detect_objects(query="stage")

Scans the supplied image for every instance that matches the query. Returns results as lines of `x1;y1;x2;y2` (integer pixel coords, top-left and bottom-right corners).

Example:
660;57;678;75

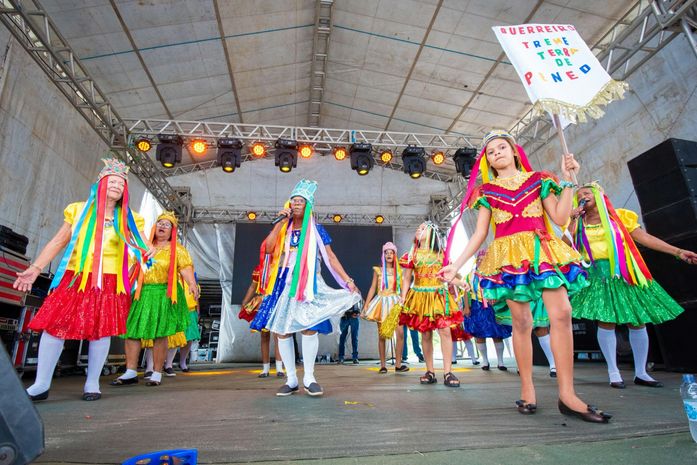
26;359;695;464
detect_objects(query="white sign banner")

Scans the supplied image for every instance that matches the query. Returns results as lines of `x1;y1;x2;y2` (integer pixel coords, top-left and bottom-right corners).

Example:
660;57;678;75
493;24;627;123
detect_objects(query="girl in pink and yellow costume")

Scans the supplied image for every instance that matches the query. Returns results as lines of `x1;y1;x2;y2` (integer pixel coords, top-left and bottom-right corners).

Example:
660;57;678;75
440;130;610;423
14;159;150;401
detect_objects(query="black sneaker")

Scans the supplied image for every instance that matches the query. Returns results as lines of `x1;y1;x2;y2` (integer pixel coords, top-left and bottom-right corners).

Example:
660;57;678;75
352;359;359;364
144;371;153;379
164;367;176;377
276;384;299;396
304;382;324;396
417;356;425;363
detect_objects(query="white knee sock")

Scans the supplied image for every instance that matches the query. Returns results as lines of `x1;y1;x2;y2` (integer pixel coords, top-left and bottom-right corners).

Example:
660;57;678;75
84;336;110;393
477;341;489;366
145;348;154;373
597;327;622;382
302;333;319;386
165;348;177;369
27;332;64;395
494;341;505;366
629;327;654;381
261;363;270;374
537;334;556;370
275;360;284;373
464;339;477;362
277;337;297;387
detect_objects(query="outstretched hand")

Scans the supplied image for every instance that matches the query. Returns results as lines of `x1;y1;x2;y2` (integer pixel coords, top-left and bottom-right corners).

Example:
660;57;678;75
13;266;40;293
437;264;457;283
677;249;697;265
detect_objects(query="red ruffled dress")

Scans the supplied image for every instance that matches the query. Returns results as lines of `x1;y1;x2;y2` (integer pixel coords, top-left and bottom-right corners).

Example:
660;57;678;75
238;268;263;324
29;202;145;340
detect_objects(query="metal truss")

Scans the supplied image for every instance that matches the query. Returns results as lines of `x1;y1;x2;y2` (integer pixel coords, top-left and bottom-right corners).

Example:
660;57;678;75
0;0;186;215
192;207;426;227
308;0;334;127
510;0;696;155
433;0;697;225
125;118;478;182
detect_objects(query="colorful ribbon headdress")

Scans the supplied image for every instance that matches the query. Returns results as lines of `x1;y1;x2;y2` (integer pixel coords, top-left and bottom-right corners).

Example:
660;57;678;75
573;182;652;286
49;158;149;295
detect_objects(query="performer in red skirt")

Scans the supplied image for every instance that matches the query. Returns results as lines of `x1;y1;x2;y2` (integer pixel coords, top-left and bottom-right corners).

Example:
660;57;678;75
13;158;151;401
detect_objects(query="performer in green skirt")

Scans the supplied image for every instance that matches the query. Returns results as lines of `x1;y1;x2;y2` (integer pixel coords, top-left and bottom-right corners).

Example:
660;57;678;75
569;182;697;388
112;211;198;386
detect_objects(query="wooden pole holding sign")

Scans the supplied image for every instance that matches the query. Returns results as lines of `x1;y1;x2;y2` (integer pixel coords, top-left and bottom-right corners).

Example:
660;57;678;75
552;113;578;185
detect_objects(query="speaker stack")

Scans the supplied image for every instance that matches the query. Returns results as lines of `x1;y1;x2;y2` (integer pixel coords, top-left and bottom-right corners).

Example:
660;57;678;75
628;138;697;372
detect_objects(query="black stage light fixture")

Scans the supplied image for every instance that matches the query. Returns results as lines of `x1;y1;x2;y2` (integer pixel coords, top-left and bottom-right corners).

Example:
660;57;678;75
156;134;183;168
402;145;426;179
217;138;243;173
453;147;479;178
350;142;374;175
275;138;298;173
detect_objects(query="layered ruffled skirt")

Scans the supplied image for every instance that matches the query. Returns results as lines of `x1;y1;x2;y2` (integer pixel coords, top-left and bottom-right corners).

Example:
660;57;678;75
124;283;189;340
399;285;464;333
463;299;512;339
478;231;588;304
362;293;400;323
29;271;131;340
250;267;361;335
571;259;684;325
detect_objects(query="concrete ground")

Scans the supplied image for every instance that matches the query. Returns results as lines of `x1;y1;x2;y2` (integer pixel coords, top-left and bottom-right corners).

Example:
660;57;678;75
26;359;696;464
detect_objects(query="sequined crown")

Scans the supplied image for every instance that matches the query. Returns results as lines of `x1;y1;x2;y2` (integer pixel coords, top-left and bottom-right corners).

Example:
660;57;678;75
98;158;130;180
289;179;318;206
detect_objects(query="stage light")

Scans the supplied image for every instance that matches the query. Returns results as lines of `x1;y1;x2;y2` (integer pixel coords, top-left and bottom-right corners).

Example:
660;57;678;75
375;215;384;224
333;147;347;161
350;143;374;176
332;214;342;223
191;139;207;155
402;145;426;179
251;142;266;158
156;134;183;168
453;147;479;178
431;151;445;165
275;139;298;173
247;211;257;221
217;138;243;173
379;149;393;164
135;138;152;152
299;144;313;159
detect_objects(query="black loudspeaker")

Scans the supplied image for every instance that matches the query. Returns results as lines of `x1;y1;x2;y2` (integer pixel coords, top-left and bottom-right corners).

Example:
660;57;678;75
627;138;697;241
628;138;697;371
0;344;44;464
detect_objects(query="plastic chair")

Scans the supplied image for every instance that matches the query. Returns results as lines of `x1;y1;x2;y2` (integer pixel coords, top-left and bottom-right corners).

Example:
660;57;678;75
122;449;198;465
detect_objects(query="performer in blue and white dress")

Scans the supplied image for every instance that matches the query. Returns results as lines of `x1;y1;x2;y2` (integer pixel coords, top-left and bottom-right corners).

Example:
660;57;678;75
250;179;361;397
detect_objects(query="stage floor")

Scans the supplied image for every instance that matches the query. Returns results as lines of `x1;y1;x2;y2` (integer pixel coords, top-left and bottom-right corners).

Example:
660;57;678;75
26;359;695;464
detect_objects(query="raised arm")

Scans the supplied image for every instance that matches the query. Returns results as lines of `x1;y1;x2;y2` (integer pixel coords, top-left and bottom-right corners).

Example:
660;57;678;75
542;154;579;226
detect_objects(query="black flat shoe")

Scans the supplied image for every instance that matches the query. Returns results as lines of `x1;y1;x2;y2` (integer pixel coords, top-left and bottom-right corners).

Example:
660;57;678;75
634;377;663;388
497;365;508;371
378;367;388;374
558;399;611;423
110;377;138;386
258;372;270;378
610;381;626;389
550;369;557;378
395;365;410;372
481;364;490;371
181;368;190;373
515;399;537;414
28;390;49;402
82;392;101;401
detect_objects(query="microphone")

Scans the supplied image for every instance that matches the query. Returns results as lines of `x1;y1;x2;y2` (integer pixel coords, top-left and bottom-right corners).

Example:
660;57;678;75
271;214;288;225
578;198;588;208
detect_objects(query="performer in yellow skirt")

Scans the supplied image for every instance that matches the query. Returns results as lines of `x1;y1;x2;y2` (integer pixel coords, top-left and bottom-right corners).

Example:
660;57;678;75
361;242;406;373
